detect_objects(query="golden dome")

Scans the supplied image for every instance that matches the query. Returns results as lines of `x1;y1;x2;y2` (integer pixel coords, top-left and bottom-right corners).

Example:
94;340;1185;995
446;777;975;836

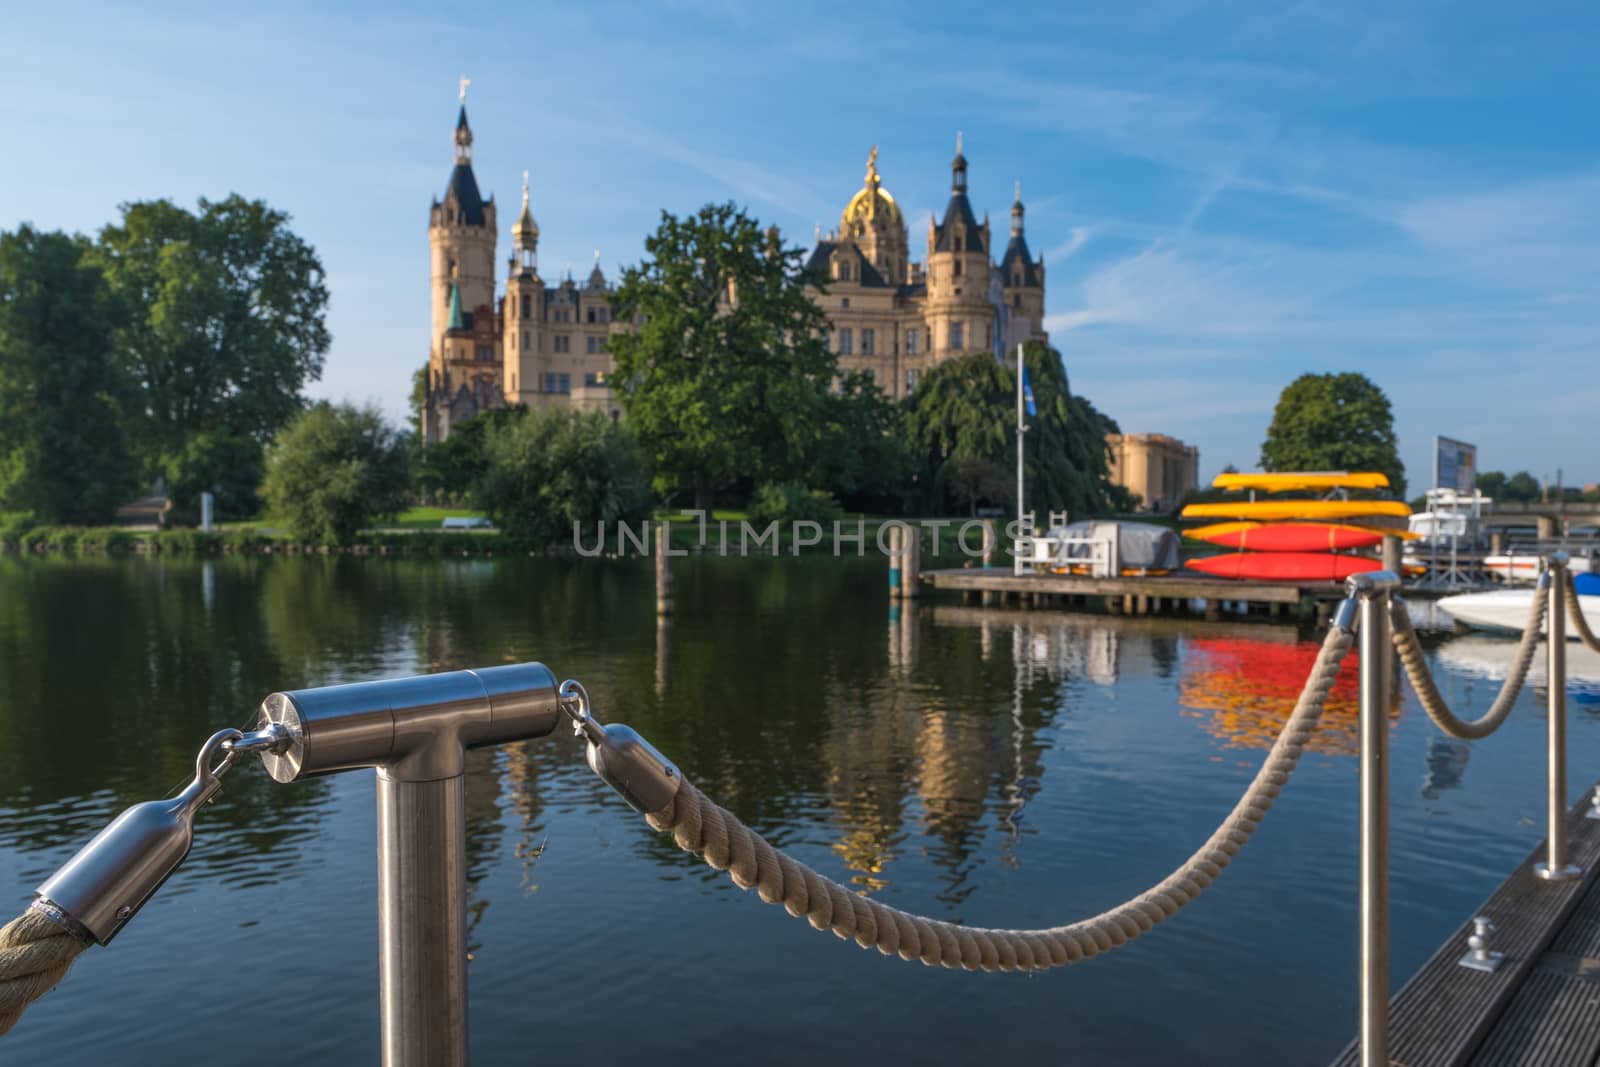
841;145;902;233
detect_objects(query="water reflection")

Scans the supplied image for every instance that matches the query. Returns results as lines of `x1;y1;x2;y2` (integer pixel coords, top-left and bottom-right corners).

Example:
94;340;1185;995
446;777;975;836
8;554;1600;1066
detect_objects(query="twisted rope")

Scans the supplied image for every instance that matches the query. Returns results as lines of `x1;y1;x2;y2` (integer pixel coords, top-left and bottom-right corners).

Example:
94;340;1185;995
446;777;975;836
0;909;87;1036
641;623;1354;972
1569;572;1600;653
1390;592;1544;740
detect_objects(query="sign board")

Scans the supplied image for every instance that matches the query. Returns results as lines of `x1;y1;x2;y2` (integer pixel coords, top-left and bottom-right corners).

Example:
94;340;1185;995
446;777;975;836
1434;436;1477;494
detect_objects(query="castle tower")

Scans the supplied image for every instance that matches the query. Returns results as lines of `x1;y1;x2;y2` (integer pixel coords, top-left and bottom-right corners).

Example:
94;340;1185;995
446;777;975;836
924;132;995;359
999;181;1046;353
839;146;909;285
425;79;500;442
428;85;497;349
504;170;544;404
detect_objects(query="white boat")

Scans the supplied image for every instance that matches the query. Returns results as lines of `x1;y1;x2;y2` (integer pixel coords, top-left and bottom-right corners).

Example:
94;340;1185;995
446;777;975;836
1482;554;1595;581
1438;576;1600;635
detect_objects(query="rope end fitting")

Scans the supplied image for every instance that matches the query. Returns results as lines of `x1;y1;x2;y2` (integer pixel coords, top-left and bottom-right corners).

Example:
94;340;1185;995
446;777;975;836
1541;552;1568;587
1335;570;1400;632
559;680;681;815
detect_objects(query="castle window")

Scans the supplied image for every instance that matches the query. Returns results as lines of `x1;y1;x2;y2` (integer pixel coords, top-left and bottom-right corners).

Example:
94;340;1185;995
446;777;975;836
586;335;598;354
954;236;963;253
587;308;596;324
949;322;964;350
906;328;919;355
954;261;962;277
861;328;875;355
984;323;993;348
838;327;853;355
521;294;531;318
542;373;571;394
554;335;570;353
523;330;530;350
905;368;919;393
1014;272;1022;287
598;308;608;324
476;345;493;362
1013;294;1021;309
841;297;850;309
584;372;605;387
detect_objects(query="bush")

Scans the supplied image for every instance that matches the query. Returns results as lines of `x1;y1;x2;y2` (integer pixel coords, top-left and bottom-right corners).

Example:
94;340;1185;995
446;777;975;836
474;408;653;547
0;511;36;543
77;527;135;554
747;482;842;526
260;402;410;545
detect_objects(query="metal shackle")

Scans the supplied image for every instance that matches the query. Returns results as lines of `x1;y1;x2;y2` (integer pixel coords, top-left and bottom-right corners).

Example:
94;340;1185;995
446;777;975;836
560;680;681;814
34;730;237;945
252;663;563;783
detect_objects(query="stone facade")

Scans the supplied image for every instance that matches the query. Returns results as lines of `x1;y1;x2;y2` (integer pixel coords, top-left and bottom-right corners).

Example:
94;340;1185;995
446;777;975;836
422;101;1047;442
1106;433;1200;513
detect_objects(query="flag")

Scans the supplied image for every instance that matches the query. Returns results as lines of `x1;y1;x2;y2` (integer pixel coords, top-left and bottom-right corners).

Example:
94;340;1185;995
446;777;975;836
1021;361;1037;418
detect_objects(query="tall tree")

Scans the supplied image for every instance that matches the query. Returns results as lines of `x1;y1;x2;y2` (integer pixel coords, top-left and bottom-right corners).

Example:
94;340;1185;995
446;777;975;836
0;226;141;523
904;343;1120;517
1260;372;1406;496
260;402;409;544
473;407;653;546
93;195;330;517
608;203;836;506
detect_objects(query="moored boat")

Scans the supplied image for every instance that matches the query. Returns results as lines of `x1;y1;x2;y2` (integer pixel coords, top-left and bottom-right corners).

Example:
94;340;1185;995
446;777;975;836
1437;574;1600;635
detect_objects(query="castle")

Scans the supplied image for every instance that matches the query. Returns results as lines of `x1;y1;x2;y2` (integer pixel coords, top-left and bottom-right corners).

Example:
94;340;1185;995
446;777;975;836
422;91;1047;443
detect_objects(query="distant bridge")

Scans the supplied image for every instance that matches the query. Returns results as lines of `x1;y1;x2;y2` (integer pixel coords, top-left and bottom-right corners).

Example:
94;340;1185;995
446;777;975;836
1476;501;1600;539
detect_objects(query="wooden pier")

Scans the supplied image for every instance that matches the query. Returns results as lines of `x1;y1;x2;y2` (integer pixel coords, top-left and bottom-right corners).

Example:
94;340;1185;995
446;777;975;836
920;567;1345;620
1330;782;1600;1066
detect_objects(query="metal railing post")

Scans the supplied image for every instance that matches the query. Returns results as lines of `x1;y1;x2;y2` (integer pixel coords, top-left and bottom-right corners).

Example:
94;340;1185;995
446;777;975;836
1352;571;1399;1067
248;664;563;1067
1537;554;1581;881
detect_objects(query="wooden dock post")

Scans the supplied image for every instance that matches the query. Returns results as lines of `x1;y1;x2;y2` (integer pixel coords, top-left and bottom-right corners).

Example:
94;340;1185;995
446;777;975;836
902;526;921;599
982;520;999;605
654;522;673;616
888;525;904;599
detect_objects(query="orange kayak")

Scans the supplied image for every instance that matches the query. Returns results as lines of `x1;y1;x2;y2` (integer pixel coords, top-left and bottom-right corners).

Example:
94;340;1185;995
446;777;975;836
1187;522;1384;552
1185;552;1383;582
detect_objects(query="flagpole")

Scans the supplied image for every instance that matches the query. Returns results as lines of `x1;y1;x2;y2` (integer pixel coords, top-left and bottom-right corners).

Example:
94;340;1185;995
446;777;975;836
1015;343;1026;575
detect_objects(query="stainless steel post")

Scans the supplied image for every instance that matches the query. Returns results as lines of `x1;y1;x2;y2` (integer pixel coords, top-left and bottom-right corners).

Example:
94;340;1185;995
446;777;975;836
1537;555;1580;881
251;664;562;1067
1353;571;1398;1067
379;773;468;1066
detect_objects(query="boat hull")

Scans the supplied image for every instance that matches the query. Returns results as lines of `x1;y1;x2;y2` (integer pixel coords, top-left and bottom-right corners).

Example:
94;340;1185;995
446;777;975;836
1438;588;1600;635
1185;552;1382;582
1483;555;1596;580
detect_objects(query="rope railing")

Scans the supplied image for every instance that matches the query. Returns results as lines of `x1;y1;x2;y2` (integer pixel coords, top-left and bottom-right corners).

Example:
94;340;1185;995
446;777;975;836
0;911;87;1037
1390;586;1546;739
568;620;1354;972
1568;572;1600;653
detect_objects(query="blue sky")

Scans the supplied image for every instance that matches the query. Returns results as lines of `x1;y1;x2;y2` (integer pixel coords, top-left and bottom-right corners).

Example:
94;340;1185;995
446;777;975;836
4;2;1597;489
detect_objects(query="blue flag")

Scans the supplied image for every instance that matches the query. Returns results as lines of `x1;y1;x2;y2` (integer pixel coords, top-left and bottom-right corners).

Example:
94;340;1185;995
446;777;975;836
1021;362;1037;417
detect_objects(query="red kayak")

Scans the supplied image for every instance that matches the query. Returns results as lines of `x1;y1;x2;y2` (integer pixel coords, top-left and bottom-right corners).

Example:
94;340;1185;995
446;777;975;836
1195;523;1383;552
1185;552;1381;582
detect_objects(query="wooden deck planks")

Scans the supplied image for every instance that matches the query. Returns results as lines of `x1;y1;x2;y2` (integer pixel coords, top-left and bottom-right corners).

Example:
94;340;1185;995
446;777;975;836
1329;784;1600;1067
920;568;1316;604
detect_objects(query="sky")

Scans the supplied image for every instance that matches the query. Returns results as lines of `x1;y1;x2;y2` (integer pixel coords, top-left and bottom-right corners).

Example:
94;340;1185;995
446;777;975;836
3;2;1597;489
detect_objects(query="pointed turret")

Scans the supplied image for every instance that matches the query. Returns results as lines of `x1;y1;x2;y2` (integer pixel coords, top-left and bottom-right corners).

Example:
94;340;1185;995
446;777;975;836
511;170;539;275
933;132;985;255
586;249;606;290
999;181;1039;288
447;278;464;331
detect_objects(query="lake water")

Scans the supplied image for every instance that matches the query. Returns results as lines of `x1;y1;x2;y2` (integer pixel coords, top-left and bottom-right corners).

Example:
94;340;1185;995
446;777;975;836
3;555;1598;1065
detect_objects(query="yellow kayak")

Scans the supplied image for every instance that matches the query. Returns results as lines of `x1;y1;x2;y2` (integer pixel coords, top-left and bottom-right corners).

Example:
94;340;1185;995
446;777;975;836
1183;521;1421;543
1212;471;1390;492
1180;499;1412;522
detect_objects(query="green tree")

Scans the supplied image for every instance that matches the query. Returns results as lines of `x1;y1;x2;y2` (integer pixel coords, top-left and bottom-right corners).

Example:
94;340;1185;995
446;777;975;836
904;343;1121;517
608;203;835;506
810;370;914;509
93;195;330;518
1504;470;1541;502
1475;470;1507;500
260;402;410;544
946;457;1011;516
473;408;652;545
0;226;141;523
1260;372;1406;497
414;406;523;505
409;364;428;441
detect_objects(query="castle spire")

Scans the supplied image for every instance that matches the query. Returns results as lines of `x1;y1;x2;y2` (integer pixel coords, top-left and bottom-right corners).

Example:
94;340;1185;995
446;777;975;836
454;76;473;163
1011;181;1025;237
951;130;967;192
512;168;539;272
